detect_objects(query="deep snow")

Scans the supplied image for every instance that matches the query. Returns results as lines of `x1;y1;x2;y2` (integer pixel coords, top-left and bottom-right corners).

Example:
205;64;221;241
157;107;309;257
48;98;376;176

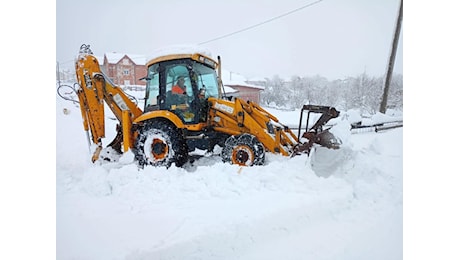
56;88;402;260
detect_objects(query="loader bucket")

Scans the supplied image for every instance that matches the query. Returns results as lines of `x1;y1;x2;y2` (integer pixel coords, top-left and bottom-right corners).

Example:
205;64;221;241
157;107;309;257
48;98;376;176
292;105;341;156
292;129;341;155
313;129;342;149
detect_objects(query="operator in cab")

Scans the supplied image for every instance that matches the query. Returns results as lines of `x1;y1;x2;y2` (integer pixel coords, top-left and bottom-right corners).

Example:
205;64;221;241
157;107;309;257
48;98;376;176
172;76;187;95
168;76;192;121
170;75;189;107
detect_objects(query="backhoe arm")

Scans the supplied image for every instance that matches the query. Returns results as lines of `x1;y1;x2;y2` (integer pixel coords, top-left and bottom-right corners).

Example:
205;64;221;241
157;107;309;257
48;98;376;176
74;44;143;161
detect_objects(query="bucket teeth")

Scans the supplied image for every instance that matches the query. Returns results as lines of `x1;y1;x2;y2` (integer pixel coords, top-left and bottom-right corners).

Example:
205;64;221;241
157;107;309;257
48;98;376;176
292;130;341;156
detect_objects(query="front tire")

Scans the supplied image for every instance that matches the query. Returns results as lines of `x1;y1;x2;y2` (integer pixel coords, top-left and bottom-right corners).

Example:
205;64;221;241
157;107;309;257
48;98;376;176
221;134;265;166
134;121;188;168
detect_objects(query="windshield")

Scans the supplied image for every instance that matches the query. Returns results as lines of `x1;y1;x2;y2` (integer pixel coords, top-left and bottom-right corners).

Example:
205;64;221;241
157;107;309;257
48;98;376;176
192;62;219;99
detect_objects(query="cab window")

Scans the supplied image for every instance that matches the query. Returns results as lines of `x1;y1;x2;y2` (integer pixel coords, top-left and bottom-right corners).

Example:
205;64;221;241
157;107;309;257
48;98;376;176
166;65;193;97
145;64;160;110
192;62;219;99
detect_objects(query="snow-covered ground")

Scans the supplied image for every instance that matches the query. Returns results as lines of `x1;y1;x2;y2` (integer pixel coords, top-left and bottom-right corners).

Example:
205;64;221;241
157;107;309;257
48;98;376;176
56;92;402;260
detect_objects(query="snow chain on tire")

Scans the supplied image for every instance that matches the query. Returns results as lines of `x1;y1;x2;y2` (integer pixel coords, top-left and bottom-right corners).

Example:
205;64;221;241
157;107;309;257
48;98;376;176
221;133;265;166
134;120;188;168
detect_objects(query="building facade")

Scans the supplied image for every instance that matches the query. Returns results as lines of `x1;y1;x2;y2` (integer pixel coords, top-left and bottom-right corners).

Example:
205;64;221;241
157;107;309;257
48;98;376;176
101;53;147;86
223;84;265;104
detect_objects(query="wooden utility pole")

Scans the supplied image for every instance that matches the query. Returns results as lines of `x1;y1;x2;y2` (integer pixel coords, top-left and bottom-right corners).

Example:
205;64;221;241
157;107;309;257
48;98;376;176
379;0;403;114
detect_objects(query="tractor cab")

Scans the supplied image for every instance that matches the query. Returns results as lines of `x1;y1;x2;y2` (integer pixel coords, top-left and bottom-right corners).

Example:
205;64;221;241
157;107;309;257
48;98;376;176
144;53;220;124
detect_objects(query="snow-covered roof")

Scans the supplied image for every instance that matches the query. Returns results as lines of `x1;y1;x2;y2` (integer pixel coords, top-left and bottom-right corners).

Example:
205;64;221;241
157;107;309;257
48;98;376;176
220;69;246;83
104;52;146;65
224;83;265;90
221;69;265;90
147;44;213;62
222;85;238;94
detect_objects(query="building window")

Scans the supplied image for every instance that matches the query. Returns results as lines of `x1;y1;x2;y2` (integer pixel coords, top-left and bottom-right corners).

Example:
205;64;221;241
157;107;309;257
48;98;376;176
123;69;130;75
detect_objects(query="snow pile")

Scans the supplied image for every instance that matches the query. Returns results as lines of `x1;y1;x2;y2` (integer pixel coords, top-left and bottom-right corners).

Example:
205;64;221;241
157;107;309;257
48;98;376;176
56;94;402;260
147;44;214;62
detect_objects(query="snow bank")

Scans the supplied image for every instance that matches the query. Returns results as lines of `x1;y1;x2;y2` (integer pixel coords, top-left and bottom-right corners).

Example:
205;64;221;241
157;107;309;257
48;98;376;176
56;95;402;260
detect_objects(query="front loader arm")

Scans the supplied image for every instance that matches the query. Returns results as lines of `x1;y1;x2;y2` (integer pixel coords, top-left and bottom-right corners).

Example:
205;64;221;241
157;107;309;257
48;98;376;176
209;97;299;156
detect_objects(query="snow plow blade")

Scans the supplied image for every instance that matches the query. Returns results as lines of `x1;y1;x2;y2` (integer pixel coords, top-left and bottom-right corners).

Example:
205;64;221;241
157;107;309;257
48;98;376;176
292;105;341;156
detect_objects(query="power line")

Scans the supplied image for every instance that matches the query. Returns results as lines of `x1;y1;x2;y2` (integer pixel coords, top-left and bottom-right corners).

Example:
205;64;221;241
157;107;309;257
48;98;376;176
198;0;324;45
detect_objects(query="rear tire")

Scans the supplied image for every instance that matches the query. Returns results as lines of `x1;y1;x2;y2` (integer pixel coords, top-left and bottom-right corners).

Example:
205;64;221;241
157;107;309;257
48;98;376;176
221;133;265;166
134;121;188;168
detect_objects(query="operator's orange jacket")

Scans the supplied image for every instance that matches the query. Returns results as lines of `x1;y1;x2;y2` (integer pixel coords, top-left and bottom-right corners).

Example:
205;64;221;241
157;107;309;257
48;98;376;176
172;85;186;94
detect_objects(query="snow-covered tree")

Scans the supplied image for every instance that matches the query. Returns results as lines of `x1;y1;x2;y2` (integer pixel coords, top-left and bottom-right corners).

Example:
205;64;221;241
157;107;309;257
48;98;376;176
260;73;403;114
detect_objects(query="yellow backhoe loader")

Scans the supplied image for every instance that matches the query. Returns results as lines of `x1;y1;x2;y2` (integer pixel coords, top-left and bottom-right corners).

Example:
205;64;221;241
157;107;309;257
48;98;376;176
69;44;341;168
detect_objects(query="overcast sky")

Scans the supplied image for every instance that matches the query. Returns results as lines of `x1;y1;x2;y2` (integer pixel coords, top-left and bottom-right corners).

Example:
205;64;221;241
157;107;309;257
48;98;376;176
56;0;403;80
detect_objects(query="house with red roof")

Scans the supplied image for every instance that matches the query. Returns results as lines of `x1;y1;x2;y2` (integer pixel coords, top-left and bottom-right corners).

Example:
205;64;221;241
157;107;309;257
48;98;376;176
101;53;147;86
221;70;265;104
